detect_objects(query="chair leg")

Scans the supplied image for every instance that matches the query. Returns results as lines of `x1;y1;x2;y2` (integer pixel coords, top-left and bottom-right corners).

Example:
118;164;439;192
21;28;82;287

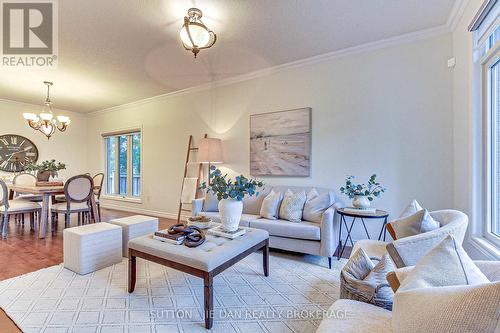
3;214;9;239
328;257;332;269
21;213;25;227
0;214;3;237
30;213;34;231
77;212;81;226
97;202;101;222
65;213;70;229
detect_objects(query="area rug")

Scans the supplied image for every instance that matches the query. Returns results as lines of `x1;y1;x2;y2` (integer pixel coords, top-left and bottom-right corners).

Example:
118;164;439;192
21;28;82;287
0;252;345;333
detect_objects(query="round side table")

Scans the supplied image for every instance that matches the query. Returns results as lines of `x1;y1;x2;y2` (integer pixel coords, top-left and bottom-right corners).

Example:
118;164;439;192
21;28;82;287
335;208;389;260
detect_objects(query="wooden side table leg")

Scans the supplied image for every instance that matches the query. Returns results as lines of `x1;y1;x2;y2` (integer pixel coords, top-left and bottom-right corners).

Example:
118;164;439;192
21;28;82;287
263;239;269;277
128;253;136;293
203;273;214;329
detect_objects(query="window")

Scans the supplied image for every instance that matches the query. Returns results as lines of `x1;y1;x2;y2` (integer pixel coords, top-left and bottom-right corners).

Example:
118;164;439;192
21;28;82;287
103;130;141;199
477;5;500;246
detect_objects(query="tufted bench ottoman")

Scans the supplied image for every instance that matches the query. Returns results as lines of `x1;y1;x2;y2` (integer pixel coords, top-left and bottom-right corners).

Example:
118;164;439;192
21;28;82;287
128;227;269;329
63;223;122;275
108;215;159;257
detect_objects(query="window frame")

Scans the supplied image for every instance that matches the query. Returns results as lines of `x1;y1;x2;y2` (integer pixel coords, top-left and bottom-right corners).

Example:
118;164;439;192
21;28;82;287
102;127;143;203
482;42;500;247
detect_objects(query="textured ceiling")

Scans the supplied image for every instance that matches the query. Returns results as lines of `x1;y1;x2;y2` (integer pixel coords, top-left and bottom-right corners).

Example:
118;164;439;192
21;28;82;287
0;0;457;113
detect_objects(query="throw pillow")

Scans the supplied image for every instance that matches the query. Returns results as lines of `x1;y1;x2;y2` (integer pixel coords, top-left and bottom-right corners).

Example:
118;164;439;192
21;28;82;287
259;190;283;220
399;199;423;218
203;192;219;212
303;189;333;223
390;209;439;239
342;248;375;280
392;282;500;333
399;235;489;291
363;253;396;302
279;190;307;223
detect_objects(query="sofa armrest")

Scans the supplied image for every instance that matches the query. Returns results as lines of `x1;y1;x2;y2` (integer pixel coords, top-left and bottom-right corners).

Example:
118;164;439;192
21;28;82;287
191;198;205;216
319;204;341;257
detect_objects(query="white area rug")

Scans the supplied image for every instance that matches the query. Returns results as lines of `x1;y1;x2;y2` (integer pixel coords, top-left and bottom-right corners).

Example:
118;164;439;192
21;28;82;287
0;252;345;333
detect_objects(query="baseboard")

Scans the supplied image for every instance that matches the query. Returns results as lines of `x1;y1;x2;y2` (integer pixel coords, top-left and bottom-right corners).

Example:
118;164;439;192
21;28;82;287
100;203;189;221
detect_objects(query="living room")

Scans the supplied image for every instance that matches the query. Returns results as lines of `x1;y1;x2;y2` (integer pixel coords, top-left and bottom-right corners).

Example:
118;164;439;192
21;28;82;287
0;0;499;332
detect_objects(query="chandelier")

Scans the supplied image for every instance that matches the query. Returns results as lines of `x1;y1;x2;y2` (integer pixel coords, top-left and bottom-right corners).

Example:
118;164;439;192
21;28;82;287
180;8;216;58
22;81;70;140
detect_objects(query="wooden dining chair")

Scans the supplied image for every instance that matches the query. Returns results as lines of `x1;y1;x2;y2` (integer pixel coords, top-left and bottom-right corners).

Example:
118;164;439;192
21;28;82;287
12;173;42;202
51;174;93;230
92;173;104;221
0;179;42;239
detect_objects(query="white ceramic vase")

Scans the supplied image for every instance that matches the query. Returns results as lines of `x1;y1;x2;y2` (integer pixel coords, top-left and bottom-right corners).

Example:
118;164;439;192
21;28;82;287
352;195;371;209
218;198;243;232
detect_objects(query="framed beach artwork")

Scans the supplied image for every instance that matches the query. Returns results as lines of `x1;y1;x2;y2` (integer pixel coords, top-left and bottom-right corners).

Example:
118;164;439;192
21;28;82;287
250;107;311;176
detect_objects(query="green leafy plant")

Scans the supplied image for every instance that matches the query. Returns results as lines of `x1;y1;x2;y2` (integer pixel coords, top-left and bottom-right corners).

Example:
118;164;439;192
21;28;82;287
340;174;386;201
200;166;264;201
25;159;66;175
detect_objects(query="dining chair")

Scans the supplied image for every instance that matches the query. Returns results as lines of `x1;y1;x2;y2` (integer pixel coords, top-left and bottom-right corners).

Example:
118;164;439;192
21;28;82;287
0;179;42;239
92;173;104;221
12;173;42;202
51;174;93;230
54;172;92;203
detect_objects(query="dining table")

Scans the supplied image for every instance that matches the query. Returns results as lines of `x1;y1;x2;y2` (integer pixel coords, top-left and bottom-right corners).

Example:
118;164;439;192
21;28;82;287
8;184;100;239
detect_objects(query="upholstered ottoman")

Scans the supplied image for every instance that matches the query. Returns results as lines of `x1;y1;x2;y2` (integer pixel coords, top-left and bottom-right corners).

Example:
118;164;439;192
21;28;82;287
128;228;270;329
63;223;122;275
109;215;159;257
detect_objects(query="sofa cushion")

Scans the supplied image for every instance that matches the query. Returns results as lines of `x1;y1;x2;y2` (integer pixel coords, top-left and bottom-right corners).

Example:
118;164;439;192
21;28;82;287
279;189;307;222
202;192;219;212
303;189;333;223
390;209;439;239
393;282;500;333
316;299;392;333
199;212;259;228
399;199;423;218
399;235;489;291
249;218;320;240
242;186;271;215
259;190;283;220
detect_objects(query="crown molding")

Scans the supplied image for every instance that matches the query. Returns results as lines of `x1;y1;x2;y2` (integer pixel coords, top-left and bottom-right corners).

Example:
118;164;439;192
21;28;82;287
0;98;80;116
447;0;471;31
89;23;450;117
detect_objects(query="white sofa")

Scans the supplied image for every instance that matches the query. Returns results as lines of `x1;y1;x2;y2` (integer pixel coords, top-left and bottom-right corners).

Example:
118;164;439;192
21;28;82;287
316;260;500;333
192;185;342;268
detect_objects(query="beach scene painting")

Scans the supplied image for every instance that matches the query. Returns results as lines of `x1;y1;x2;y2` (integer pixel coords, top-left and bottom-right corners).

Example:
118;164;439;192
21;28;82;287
250;108;311;176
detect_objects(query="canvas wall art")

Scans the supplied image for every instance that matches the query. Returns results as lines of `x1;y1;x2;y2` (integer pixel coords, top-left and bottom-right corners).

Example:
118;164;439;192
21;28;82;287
250;108;311;176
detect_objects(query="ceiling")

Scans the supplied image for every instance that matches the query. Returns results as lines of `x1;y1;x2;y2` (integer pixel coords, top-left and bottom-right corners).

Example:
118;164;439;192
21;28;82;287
0;0;458;113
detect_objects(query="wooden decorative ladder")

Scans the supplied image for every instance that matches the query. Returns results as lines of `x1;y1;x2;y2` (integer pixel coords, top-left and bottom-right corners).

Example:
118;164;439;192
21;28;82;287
177;134;207;222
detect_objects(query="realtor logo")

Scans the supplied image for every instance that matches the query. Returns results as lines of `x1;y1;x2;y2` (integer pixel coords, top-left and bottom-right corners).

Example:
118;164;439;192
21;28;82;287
1;0;58;67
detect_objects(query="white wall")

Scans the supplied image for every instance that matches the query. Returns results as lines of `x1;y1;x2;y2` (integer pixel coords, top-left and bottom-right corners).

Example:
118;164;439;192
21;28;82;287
87;34;454;240
0;100;88;180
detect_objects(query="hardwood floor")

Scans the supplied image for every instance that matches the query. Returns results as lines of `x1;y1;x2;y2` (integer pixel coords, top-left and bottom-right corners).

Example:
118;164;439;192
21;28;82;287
0;209;178;333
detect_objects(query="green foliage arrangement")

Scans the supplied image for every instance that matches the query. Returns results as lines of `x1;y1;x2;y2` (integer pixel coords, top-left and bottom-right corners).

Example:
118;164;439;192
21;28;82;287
340;174;386;201
25;159;66;173
200;166;264;201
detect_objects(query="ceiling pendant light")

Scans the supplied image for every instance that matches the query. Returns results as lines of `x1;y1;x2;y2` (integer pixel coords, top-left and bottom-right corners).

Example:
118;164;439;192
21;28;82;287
180;8;216;58
22;81;70;140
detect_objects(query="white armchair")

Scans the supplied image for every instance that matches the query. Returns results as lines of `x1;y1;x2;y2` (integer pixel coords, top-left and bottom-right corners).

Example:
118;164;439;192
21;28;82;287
352;210;468;267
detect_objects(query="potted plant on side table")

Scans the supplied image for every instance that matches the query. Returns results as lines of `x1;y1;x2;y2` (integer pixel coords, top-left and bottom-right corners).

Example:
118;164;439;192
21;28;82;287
340;174;386;209
26;159;66;182
200;166;264;232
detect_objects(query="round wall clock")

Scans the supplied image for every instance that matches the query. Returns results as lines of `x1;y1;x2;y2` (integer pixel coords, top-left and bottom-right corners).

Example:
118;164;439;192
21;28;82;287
0;135;39;173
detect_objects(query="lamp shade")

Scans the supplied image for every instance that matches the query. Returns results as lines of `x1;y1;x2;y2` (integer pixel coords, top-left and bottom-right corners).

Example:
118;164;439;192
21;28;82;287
198;138;223;163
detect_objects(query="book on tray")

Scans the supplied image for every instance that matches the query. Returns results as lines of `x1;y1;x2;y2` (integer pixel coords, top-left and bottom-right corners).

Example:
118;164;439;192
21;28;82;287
153;229;185;245
207;226;246;239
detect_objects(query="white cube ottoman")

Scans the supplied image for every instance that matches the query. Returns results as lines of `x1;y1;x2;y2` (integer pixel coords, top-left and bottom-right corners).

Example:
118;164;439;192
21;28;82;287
63;223;122;275
109;215;159;257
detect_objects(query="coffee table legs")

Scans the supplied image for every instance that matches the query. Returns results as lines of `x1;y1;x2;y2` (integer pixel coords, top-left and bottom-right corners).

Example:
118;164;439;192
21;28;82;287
203;273;214;329
263;239;269;277
128;254;136;293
